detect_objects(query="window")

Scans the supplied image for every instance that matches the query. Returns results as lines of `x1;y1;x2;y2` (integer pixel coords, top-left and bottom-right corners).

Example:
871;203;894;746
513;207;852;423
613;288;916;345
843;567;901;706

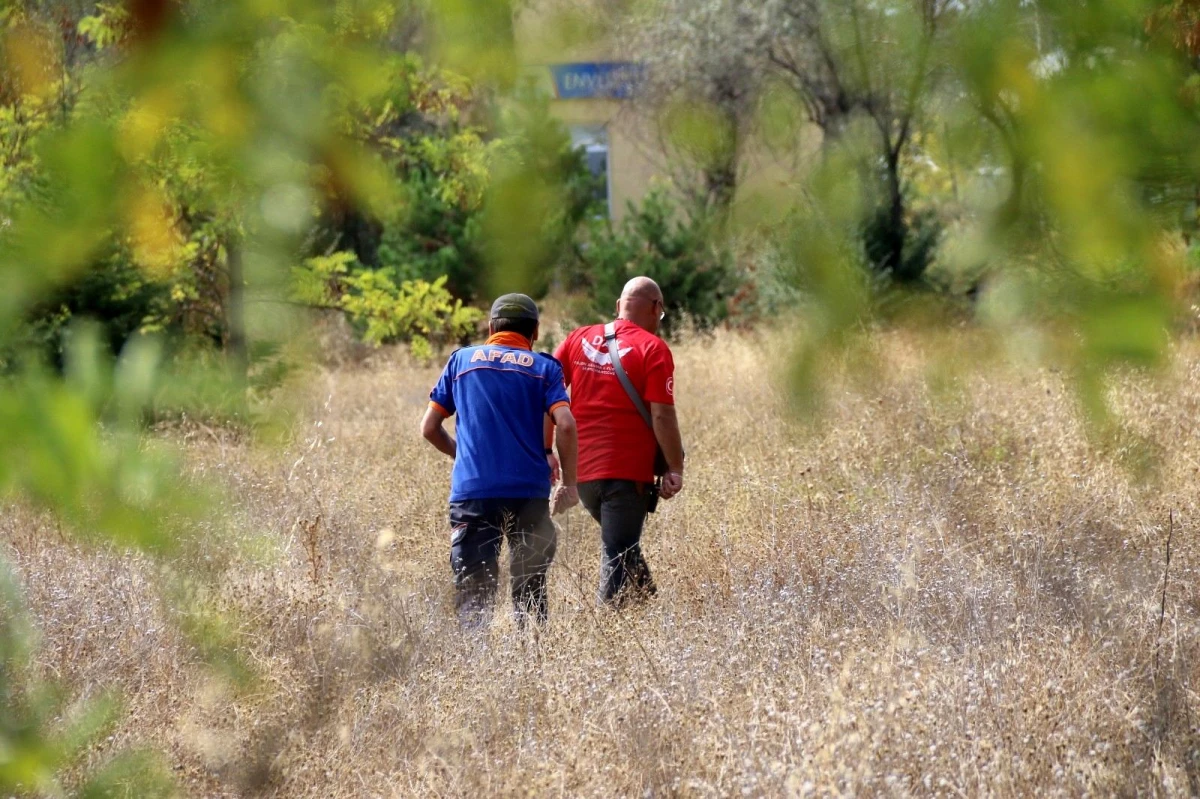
570;126;611;218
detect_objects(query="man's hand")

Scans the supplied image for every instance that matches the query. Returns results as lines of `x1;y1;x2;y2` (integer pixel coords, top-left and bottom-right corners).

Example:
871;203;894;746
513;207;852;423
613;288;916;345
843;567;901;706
547;452;561;484
551;484;579;516
659;471;683;500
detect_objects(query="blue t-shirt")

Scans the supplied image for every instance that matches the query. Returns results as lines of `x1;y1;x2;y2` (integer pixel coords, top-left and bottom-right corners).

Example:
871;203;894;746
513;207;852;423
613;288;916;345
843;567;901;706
429;342;570;502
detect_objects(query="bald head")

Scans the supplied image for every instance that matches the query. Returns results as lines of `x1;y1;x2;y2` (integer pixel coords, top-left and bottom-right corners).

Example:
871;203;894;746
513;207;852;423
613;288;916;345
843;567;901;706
620;276;663;303
616;276;664;333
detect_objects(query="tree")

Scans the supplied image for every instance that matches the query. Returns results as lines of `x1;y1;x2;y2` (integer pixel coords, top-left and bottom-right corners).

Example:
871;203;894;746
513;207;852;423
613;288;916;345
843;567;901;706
601;0;954;281
619;0;776;218
766;0;957;282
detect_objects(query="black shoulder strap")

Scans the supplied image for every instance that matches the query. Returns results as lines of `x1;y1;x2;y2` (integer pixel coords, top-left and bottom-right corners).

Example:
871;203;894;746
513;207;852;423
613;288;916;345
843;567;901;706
605;322;653;430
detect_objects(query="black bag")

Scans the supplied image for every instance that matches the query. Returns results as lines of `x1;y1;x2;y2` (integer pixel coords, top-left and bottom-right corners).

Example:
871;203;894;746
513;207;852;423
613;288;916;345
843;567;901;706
604;323;677;511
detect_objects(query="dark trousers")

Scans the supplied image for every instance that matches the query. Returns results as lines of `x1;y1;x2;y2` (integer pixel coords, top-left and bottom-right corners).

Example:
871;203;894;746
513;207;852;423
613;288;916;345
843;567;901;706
448;497;556;627
579;480;657;606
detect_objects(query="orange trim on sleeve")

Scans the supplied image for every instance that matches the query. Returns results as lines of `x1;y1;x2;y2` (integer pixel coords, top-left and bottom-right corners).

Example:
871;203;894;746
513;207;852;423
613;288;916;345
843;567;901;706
429;400;451;418
547;400;570;417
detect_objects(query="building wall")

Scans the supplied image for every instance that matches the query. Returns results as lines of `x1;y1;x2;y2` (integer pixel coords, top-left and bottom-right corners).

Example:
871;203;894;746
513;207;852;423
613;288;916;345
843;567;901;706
514;2;816;223
546;98;666;220
515;2;674;221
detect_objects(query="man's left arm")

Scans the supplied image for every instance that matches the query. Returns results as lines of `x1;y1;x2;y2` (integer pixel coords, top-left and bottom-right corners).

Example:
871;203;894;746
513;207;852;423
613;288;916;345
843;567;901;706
650;403;685;498
549;405;579;515
645;343;684;499
544;342;573;483
543;415;559;483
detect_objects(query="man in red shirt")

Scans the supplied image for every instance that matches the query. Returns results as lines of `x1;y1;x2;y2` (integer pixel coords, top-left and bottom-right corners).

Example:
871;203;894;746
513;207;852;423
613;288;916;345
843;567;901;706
549;276;686;605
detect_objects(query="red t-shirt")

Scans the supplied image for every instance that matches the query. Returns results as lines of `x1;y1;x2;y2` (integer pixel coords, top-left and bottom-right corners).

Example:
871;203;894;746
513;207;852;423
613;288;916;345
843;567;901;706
553;319;675;484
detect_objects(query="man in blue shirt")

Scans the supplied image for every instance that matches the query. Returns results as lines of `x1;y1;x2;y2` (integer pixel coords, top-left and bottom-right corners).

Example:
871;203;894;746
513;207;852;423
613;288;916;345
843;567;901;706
420;293;579;627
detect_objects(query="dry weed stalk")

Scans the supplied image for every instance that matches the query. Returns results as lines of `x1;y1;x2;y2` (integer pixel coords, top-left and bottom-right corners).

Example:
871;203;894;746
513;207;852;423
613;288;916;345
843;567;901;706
298;513;325;585
1155;509;1174;681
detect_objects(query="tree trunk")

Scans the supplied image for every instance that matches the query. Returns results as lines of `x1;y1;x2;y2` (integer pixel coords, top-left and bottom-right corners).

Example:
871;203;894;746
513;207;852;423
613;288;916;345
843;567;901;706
225;240;249;385
705;155;739;218
883;150;911;281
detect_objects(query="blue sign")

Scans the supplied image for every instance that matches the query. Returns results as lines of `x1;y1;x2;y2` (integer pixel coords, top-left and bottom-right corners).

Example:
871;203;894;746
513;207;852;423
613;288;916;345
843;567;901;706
550;62;642;100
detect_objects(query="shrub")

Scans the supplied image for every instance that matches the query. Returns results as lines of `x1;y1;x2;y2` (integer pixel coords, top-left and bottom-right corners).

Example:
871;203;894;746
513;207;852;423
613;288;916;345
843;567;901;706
3;250;173;371
575;188;737;337
293;252;484;357
861;201;944;285
373;143;491;301
313;63;598;306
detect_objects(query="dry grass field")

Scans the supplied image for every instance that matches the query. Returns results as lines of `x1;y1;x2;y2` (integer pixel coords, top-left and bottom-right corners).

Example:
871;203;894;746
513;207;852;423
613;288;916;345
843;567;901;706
5;326;1200;797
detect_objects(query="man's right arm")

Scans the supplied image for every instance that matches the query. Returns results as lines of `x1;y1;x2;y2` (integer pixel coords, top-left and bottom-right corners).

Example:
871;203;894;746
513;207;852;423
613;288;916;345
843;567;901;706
420;404;456;458
651;402;685;499
423;357;457;458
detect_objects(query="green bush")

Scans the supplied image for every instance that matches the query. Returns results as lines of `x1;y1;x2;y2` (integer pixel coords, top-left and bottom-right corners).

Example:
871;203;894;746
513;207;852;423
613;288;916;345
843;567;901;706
314;63;598;305
2;250;175;372
294;252;484;357
375;168;488;300
861;200;944;285
575;188;737;337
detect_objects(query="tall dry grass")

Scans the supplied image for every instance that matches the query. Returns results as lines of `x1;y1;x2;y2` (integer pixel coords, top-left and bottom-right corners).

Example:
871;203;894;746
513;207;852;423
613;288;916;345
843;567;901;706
5;327;1200;796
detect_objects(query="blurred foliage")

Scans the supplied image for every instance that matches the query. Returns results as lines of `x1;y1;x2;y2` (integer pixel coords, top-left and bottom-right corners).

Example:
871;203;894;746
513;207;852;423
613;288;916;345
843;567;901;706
627;0;1200;422
483;82;605;298
937;0;1200;418
861;195;944;286
0;325;238;794
1;565;174;797
314;70;599;307
3;0;1200;791
313;52;494;301
696;0;1200;423
0;0;451;792
1;328;210;552
293;251;483;354
1149;0;1200;58
2;248;167;369
626;0;955;285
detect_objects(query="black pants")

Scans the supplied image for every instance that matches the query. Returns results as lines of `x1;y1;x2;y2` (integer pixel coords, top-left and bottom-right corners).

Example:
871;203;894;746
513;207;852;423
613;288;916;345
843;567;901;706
449;497;556;627
579;480;657;606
